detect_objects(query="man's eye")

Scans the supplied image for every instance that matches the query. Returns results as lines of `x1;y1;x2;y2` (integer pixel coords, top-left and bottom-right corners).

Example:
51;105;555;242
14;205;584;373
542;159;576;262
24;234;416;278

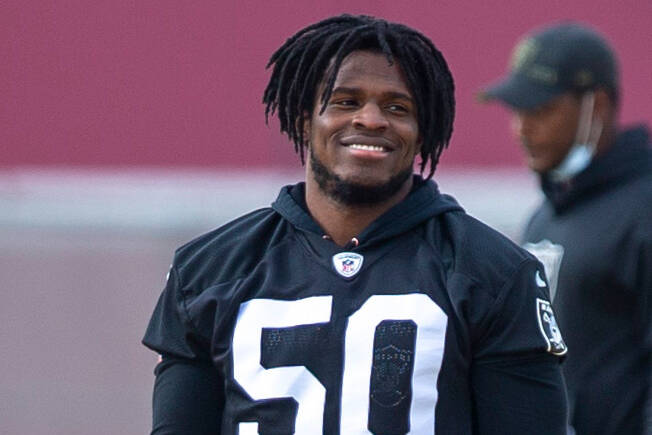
387;104;408;113
531;103;555;116
333;99;357;107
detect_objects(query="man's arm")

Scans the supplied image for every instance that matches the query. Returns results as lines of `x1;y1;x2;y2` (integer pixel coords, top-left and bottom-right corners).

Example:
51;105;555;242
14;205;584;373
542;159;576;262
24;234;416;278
151;355;224;435
143;264;224;434
471;354;568;434
471;259;569;434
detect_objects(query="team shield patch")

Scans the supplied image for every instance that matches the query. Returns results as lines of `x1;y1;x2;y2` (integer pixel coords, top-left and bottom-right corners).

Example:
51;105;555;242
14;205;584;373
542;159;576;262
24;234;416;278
371;344;413;407
523;239;564;301
536;298;567;356
332;252;364;278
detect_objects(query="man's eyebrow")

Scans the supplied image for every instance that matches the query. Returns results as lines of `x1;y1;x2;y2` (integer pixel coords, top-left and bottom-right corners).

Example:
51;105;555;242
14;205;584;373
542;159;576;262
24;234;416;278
330;86;361;95
384;91;415;103
331;87;415;102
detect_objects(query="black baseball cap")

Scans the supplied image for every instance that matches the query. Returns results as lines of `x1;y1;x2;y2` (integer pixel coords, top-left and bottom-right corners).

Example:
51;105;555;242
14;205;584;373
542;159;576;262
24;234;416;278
479;22;619;110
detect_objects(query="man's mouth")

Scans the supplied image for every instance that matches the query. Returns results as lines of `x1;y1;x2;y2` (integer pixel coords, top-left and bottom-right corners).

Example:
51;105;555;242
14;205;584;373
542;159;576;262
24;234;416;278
519;139;536;155
346;143;390;152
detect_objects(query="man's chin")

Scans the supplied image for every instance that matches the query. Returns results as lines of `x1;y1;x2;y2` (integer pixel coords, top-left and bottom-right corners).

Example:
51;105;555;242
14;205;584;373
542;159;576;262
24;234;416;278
336;174;390;189
317;171;412;206
309;147;413;206
529;161;553;175
524;155;546;174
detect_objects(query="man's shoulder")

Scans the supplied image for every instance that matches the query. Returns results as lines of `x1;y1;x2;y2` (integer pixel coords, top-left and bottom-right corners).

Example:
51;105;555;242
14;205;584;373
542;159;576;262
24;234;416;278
595;131;652;206
172;207;286;283
619;163;652;199
176;207;275;253
442;210;531;261
436;210;536;293
429;210;551;354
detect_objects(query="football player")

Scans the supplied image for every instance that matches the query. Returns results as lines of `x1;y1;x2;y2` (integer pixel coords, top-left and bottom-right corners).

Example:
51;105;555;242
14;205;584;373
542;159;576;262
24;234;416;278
144;14;568;434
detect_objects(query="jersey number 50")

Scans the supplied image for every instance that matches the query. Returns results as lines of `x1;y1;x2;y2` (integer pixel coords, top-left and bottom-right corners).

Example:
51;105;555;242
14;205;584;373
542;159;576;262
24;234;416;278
233;294;447;434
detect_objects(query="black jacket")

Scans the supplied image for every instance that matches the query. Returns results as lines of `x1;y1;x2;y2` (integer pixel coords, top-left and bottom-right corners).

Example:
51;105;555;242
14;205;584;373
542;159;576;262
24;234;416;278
524;125;652;435
144;176;567;434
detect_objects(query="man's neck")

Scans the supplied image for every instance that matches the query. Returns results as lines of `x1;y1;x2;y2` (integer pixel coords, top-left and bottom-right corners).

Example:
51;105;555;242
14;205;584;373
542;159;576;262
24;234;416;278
304;176;413;247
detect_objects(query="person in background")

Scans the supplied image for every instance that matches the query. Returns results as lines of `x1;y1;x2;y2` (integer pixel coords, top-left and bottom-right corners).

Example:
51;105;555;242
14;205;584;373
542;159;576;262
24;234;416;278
481;21;651;435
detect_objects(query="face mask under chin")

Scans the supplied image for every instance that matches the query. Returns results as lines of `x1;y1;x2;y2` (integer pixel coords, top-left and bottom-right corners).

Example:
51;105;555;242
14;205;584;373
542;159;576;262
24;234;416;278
549;91;603;182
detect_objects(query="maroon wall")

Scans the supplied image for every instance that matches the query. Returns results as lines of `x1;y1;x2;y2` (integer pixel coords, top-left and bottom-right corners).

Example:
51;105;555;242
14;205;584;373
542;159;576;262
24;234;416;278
2;0;650;168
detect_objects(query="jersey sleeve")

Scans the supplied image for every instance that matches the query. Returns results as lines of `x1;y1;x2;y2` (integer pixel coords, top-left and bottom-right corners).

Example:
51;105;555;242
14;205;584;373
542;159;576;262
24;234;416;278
143;264;224;434
151;355;224;435
471;258;568;434
142;264;212;361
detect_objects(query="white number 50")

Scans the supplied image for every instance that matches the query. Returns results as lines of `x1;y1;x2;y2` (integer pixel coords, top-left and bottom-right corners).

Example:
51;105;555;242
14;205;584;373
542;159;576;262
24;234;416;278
233;294;447;434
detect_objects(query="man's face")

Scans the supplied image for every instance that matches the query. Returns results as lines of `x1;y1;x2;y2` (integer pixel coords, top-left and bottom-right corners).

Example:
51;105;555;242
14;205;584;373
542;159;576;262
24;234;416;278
305;50;421;205
510;94;581;174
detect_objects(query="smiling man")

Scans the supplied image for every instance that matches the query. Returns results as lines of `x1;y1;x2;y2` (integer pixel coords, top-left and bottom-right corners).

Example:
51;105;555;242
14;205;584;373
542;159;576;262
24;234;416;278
143;15;568;434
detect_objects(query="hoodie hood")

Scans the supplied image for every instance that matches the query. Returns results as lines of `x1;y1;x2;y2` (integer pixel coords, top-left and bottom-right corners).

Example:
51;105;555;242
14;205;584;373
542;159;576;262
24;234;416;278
271;175;464;247
541;125;651;213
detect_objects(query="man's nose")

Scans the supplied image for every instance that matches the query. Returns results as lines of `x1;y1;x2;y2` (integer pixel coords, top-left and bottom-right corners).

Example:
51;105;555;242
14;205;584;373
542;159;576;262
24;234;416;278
353;103;389;130
510;113;530;138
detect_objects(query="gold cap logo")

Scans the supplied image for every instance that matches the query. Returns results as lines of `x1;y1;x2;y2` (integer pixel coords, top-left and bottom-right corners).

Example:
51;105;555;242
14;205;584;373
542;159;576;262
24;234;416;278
510;37;538;71
574;70;594;87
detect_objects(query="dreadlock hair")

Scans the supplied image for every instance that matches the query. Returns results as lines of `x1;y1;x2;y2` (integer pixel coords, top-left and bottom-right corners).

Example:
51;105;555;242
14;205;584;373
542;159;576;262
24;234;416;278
263;14;455;178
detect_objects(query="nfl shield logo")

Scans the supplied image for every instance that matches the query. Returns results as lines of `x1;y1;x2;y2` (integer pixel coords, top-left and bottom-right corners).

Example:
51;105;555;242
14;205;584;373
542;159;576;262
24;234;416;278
332;252;364;278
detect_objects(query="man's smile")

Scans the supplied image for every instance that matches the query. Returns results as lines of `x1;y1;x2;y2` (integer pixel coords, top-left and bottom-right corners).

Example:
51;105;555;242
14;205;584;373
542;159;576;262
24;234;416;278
346;143;390;152
340;134;396;155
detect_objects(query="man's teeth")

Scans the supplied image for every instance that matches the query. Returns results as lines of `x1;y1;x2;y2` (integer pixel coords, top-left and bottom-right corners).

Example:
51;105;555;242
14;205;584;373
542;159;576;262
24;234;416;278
348;144;386;152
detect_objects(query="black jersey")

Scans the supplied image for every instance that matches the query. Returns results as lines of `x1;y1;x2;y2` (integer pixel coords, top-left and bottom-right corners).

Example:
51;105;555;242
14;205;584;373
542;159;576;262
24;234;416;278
523;126;652;435
143;176;567;434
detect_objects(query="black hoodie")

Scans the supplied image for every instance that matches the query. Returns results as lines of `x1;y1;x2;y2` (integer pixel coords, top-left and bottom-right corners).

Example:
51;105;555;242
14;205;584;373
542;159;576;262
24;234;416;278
144;177;567;434
524;125;652;435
